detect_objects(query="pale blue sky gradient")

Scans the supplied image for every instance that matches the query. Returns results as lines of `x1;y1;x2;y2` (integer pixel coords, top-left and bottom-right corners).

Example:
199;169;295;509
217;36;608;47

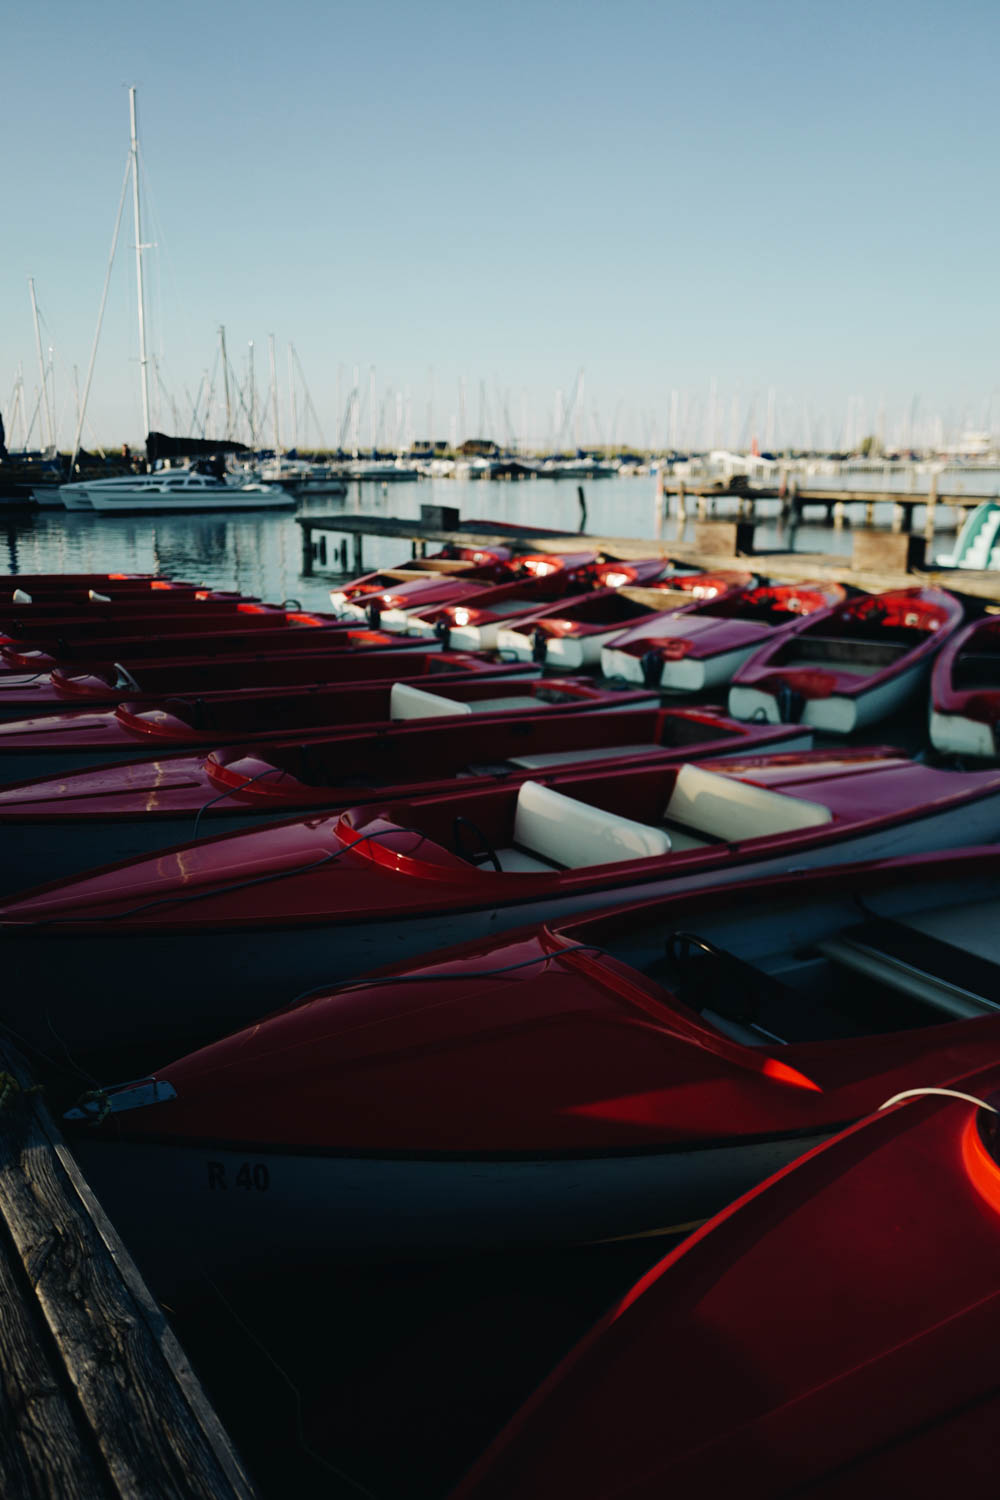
4;0;998;449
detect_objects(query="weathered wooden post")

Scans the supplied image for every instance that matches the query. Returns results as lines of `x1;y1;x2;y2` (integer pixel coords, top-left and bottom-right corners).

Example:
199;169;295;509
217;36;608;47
654;470;665;538
353;532;364;574
676;479;687;524
924;471;938;548
301;519;313;577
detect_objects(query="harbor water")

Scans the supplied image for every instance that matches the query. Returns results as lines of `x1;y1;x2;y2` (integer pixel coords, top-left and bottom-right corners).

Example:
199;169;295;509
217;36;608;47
0;475;963;596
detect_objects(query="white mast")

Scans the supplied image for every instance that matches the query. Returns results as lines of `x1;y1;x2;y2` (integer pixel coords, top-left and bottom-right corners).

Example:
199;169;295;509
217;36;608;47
129;87;151;440
248;341;256;447
28;278;55;451
287;345;298;451
268;333;280;452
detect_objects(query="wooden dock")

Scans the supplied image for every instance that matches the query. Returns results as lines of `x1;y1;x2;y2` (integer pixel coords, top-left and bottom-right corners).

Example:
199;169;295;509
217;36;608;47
296;510;1000;604
0;1043;256;1499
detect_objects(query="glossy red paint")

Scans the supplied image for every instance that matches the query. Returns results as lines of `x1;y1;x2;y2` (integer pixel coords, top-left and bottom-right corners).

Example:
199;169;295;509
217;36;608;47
734;586;965;702
0;668;630;767
931;616;1000;727
6;747;1000;935
452;1061;1000;1499
603;580;847;664
70;851;1000;1161
0;705;809;825
0;633;443;714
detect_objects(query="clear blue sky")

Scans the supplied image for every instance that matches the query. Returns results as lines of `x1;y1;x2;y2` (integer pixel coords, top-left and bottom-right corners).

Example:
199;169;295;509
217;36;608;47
4;0;998;451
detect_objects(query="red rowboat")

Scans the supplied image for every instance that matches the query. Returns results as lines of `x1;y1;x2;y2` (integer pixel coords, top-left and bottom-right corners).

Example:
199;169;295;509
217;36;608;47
6;749;1000;1066
63;848;1000;1282
0;667;640;784
729;585;965;732
930;614;1000;757
449;1054;1000;1498
0;705;810;890
601;580;848;690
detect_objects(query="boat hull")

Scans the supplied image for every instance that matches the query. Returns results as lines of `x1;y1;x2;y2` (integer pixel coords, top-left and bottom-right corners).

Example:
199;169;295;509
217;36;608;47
9;788;1000;1073
602;641;760;691
71;1129;830;1289
728;660;929;734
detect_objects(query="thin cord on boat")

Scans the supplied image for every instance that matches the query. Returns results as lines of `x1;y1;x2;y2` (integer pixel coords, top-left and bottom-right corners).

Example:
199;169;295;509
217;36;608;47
282;942;613;1011
196;1272;384;1500
0;671;47;688
191;764;289;841
4;825;436;928
878;1087;999;1113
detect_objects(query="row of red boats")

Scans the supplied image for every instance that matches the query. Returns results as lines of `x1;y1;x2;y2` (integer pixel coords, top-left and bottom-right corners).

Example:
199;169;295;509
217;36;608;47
5;559;1000;1495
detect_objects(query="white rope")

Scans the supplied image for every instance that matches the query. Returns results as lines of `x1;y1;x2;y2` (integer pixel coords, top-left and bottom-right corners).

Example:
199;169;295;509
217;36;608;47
878;1087;998;1114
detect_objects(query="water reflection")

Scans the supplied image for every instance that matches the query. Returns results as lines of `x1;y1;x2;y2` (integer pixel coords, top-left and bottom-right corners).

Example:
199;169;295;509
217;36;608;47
0;478;958;607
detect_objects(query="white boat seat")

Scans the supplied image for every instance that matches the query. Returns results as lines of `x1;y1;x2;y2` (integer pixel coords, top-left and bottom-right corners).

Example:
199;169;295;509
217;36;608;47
509;779;672;870
508;743;658;769
664;762;832;842
390;683;471;719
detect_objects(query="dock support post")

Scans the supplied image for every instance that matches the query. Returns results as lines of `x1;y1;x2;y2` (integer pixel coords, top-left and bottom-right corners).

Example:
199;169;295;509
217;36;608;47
924;473;938;548
353;532;364;574
696;494;708;521
675;479;686;524
654;472;665;538
833;500;845;529
865;502;875;526
892;501;912;534
577;485;588;533
301;522;313;577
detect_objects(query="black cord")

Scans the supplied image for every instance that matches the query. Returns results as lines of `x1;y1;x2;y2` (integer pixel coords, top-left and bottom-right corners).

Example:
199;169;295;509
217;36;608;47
191;764;290;841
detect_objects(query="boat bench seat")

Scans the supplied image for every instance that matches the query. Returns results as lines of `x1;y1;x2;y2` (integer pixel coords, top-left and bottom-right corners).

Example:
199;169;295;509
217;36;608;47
508;744;658;770
494;779;673;872
390;683;546;720
818;919;1000;1021
664;763;832;842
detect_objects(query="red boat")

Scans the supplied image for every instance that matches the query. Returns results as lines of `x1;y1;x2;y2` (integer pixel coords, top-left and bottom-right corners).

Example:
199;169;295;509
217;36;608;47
0;667;639;783
63;848;1000;1282
7;749;1000;1066
403;572;605;650
0;579;241;615
0;706;811;890
930;614;1000;758
0;603;344;675
333;552;603;631
450;1054;1000;1498
601;580;848;690
495;585;723;668
729;585;965;733
0;623;444;718
0;572;191;601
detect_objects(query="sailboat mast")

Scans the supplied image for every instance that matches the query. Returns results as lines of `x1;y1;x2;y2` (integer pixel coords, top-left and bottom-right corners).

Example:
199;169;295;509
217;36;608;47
28;278;55;451
219;325;232;439
129;86;151;440
268;333;280;453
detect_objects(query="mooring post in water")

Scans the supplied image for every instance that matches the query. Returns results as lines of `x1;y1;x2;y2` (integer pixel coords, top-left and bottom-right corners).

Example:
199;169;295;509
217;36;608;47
577;485;587;533
676;478;686;524
301;520;314;577
654;469;665;538
353;532;364;573
924;472;938;546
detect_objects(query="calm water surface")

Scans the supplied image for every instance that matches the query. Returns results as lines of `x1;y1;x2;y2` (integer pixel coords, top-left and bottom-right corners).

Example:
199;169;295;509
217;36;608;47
1;477;953;596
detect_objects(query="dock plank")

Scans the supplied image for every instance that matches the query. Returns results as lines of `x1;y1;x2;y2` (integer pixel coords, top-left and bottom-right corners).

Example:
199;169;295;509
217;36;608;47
0;1047;256;1498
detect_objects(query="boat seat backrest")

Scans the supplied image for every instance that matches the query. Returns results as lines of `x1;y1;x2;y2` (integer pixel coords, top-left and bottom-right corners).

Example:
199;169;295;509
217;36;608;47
511;779;671;869
665;763;832;841
389;682;471;719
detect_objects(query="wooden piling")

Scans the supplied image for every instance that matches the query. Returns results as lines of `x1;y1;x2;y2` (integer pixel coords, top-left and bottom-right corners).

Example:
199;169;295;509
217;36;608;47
924;472;939;547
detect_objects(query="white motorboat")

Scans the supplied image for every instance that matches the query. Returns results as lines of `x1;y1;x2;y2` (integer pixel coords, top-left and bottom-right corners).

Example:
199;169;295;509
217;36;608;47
65;469;295;513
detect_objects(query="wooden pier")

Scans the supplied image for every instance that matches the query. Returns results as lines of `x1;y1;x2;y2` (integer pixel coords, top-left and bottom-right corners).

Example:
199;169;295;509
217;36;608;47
0;1043;256;1499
